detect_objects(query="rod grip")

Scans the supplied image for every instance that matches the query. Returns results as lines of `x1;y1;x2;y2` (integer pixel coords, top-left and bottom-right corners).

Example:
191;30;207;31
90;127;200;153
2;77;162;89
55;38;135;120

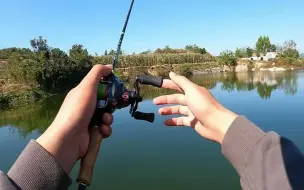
77;127;103;186
136;75;163;88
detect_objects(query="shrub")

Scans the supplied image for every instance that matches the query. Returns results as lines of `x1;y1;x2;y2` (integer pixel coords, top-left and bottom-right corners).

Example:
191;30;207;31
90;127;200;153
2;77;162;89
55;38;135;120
178;65;193;77
217;50;237;66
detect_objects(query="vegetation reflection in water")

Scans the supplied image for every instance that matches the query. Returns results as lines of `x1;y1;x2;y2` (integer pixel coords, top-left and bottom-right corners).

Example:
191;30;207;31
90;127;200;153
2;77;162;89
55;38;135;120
0;71;299;138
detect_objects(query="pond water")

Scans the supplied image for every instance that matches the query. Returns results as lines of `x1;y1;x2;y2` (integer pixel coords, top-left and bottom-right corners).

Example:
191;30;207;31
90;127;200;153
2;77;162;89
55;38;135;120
1;71;304;190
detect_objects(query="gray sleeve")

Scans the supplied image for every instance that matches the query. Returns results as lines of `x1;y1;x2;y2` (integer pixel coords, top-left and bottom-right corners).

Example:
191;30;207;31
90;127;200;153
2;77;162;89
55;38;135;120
3;140;72;190
222;116;304;190
0;171;18;190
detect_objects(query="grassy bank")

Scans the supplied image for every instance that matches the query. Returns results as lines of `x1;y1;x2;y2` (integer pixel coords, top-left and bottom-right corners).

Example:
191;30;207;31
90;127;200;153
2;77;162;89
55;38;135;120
1;49;217;108
0;89;50;109
1;58;303;109
1;41;303;109
114;62;219;81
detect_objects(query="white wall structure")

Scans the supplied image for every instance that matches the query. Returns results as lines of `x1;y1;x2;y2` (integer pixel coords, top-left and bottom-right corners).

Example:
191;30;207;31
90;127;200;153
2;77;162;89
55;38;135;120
241;52;278;62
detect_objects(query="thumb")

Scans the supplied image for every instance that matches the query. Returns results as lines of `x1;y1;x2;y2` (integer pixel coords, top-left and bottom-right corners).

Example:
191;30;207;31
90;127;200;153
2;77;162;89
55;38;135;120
169;72;193;91
80;64;112;87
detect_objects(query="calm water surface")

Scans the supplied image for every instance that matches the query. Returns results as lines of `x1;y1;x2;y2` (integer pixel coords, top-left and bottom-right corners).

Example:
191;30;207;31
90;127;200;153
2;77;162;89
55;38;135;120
1;71;304;190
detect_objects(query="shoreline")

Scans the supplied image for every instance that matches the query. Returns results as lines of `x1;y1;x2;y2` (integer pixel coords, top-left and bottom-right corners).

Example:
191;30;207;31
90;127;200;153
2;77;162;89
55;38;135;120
1;61;304;110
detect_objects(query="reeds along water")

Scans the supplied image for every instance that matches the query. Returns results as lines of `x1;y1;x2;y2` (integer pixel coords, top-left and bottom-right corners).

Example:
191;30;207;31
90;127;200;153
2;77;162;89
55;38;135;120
93;53;216;68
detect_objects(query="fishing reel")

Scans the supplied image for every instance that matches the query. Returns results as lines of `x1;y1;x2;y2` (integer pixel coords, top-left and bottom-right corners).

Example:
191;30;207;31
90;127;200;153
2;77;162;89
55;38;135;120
91;73;163;126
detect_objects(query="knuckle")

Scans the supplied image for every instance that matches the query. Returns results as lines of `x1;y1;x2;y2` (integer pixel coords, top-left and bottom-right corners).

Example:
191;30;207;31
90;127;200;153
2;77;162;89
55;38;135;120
93;64;103;70
177;106;181;114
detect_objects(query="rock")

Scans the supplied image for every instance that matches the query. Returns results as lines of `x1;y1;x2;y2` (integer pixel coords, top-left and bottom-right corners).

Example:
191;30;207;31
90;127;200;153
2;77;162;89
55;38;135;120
252;68;256;71
259;67;286;72
222;65;232;72
272;62;276;66
211;67;221;73
193;70;209;75
255;62;264;69
291;67;294;70
268;67;286;72
235;64;248;72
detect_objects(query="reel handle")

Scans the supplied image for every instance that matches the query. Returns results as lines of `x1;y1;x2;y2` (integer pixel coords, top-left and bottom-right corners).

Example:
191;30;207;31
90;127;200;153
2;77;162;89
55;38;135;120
136;75;163;88
133;111;155;123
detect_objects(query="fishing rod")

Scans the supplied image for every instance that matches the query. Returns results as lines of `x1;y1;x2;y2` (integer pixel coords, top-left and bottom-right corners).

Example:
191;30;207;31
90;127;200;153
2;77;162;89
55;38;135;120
76;0;163;189
112;0;134;70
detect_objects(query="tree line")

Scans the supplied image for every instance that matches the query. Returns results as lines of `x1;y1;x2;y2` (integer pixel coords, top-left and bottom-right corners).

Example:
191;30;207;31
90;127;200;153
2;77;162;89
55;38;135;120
96;44;209;56
1;36;93;92
0;37;216;96
1;35;302;92
218;36;302;66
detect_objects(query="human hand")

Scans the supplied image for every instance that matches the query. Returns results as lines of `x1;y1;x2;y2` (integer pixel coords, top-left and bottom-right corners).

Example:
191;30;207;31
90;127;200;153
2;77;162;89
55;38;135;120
153;72;238;144
37;65;113;174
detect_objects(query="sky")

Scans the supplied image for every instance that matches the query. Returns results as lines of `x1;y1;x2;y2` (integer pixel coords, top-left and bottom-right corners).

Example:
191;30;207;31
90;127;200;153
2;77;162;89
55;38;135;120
0;0;303;55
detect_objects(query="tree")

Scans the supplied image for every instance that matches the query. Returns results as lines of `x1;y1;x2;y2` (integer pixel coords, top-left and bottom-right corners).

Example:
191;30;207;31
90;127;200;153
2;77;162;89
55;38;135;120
279;40;299;58
200;48;207;54
270;44;277;52
30;36;49;52
283;40;297;50
154;48;163;54
246;47;254;57
255;36;271;55
140;49;152;54
154;46;187;54
276;40;299;64
108;49;115;55
107;49;123;56
235;47;246;58
69;44;92;69
218;50;237;66
164;45;171;51
51;48;69;67
0;48;32;59
185;44;207;54
282;49;299;59
104;50;108;56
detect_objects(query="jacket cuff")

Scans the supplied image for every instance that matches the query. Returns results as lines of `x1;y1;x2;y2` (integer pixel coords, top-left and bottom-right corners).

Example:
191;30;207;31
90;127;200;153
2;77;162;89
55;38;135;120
8;140;71;190
222;116;266;173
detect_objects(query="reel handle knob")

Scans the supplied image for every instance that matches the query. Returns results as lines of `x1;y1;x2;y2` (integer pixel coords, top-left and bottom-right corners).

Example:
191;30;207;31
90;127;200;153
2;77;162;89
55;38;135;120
133;111;155;123
136;75;163;88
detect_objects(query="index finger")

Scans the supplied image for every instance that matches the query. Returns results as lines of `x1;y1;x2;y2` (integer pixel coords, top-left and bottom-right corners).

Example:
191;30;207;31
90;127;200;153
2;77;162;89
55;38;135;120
80;64;112;87
162;79;184;93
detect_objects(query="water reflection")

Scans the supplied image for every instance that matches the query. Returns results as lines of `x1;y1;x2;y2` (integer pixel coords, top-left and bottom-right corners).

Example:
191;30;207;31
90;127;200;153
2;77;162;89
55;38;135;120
0;71;300;137
192;71;298;99
140;71;298;100
0;95;64;138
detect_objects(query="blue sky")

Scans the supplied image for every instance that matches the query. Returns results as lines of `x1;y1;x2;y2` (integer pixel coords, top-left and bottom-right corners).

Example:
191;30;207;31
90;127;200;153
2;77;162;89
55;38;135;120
0;0;303;55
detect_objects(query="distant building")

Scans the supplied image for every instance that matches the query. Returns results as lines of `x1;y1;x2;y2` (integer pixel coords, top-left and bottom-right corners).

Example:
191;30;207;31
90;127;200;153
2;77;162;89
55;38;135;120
264;52;277;61
242;52;278;61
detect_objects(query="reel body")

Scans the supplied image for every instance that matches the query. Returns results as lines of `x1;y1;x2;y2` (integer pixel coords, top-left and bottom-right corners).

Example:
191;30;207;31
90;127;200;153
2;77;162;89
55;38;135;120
91;73;163;126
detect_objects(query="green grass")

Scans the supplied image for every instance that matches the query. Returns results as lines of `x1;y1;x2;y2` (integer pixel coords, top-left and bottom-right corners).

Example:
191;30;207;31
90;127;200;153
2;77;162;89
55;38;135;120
0;89;51;110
